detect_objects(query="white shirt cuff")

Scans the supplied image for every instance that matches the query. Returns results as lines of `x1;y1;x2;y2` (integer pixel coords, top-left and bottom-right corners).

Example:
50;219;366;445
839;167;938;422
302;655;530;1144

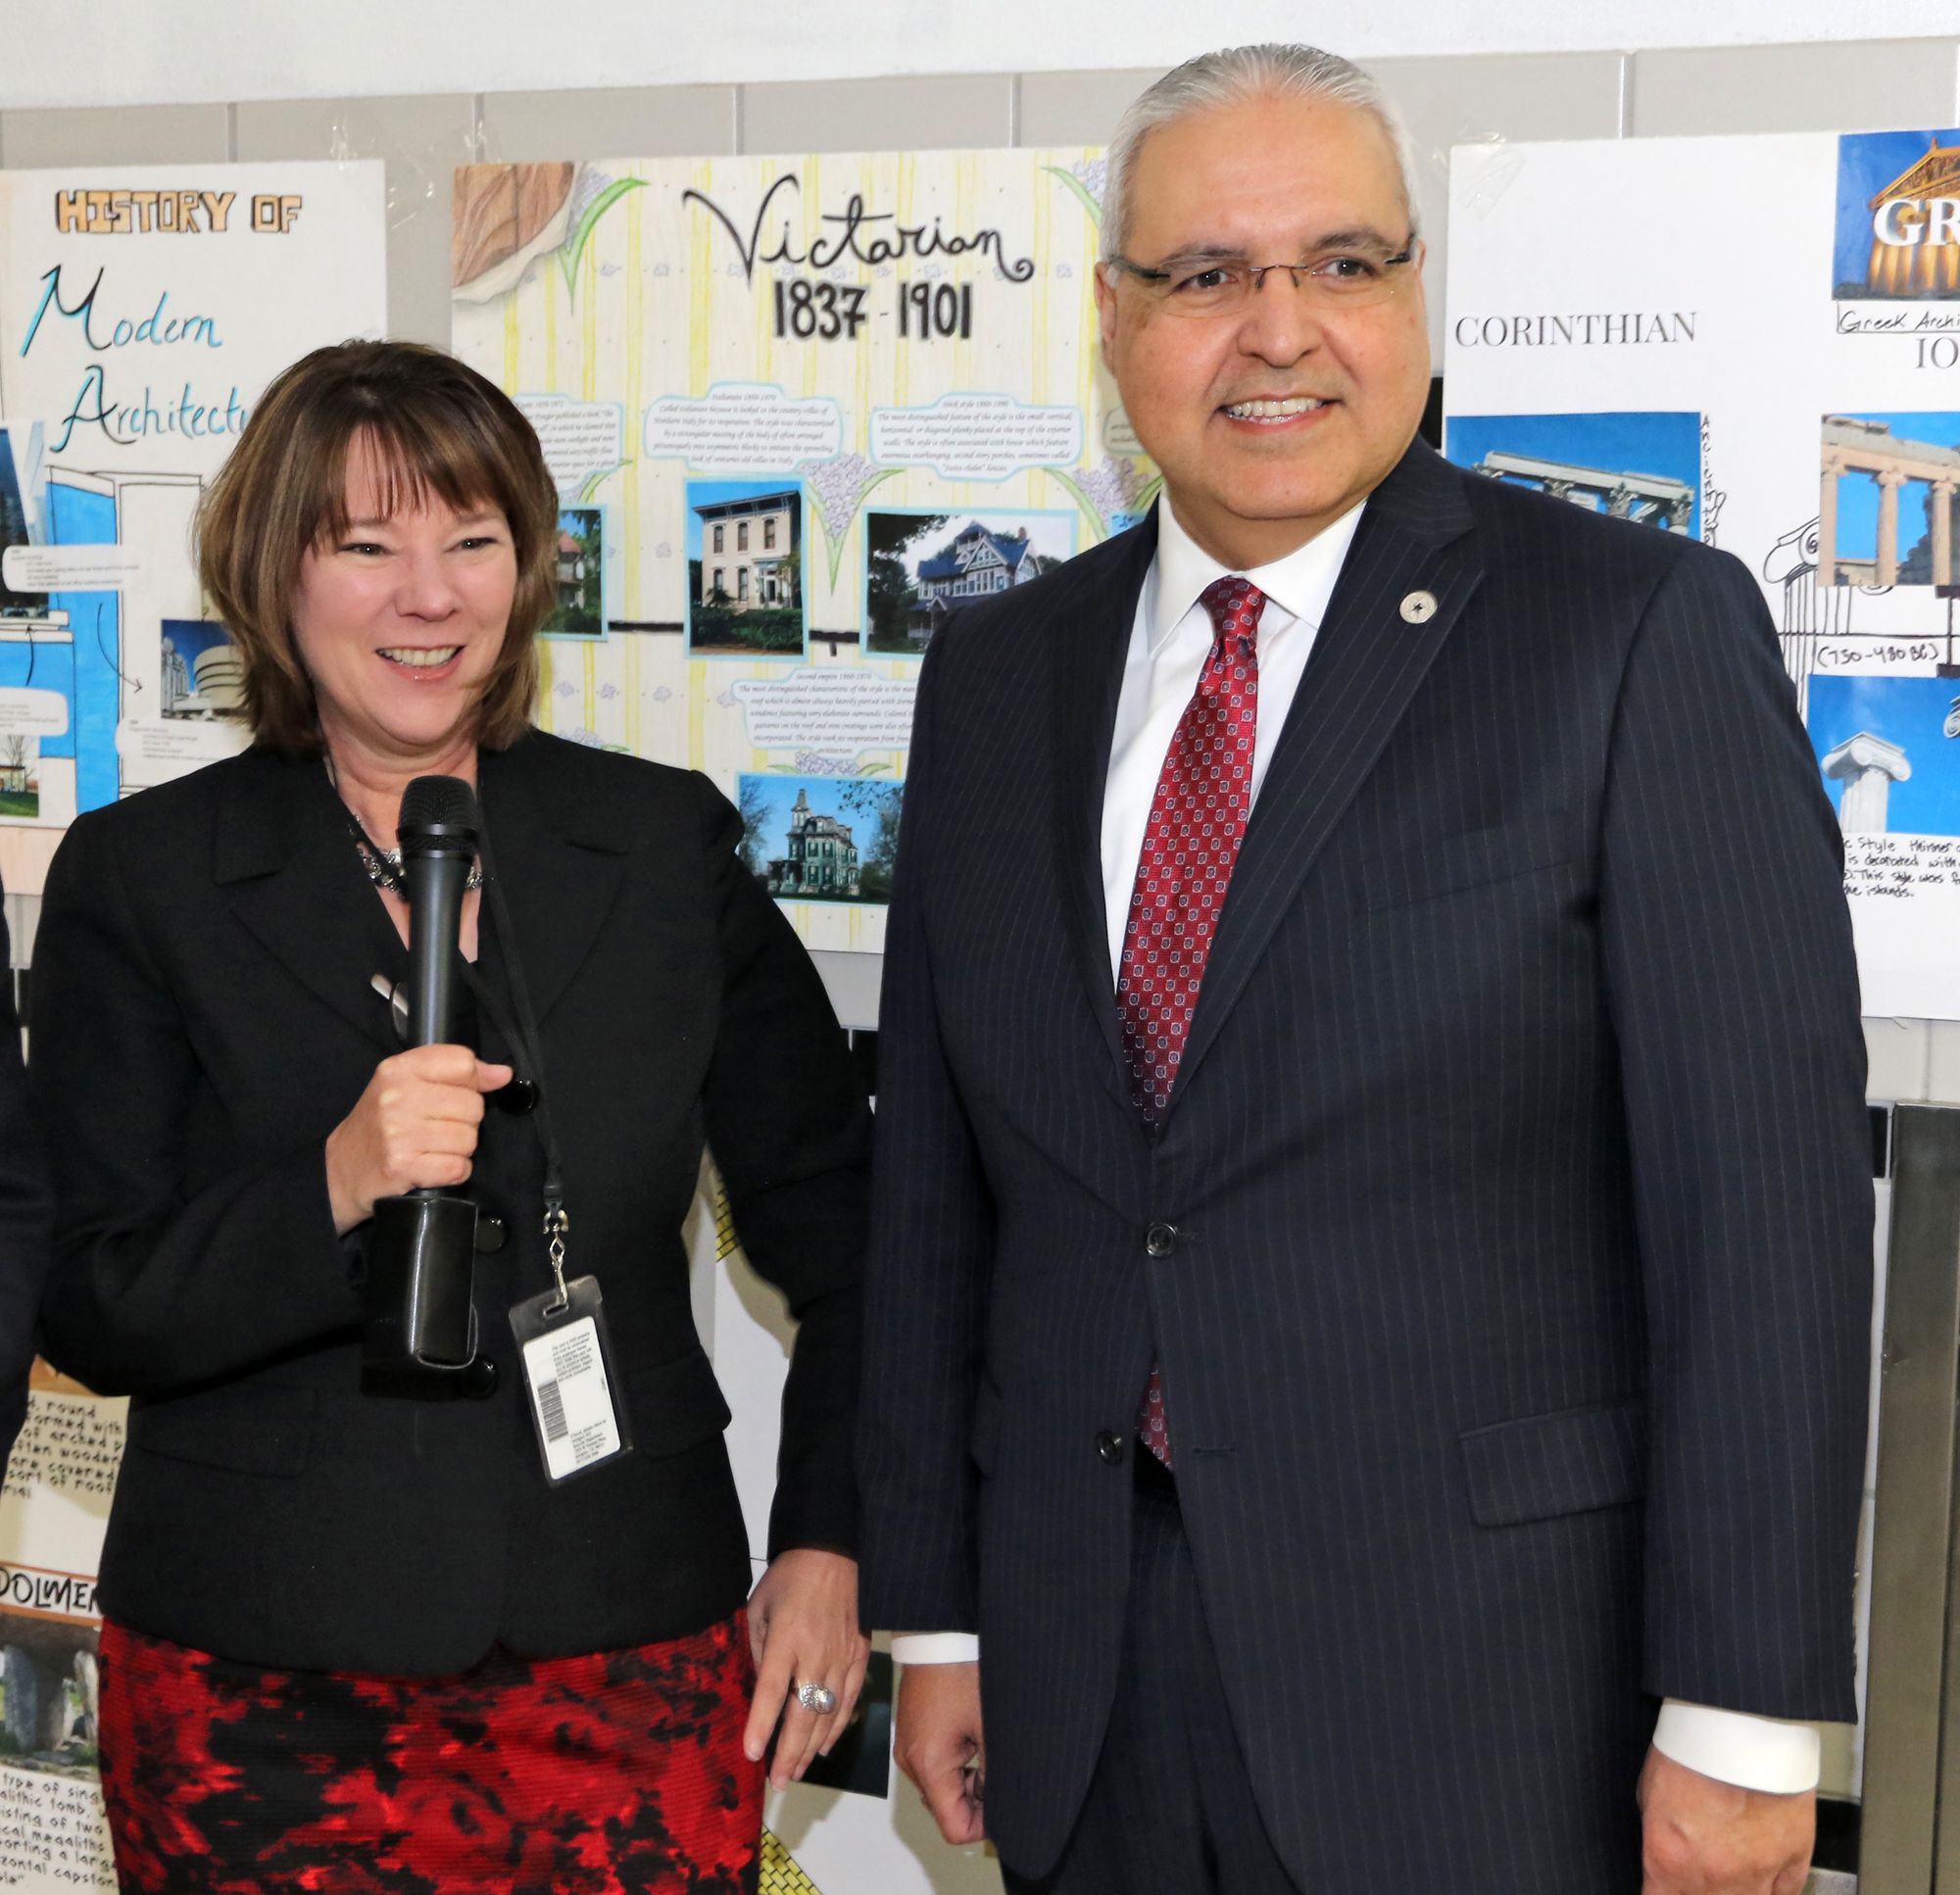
890;1632;982;1665
1651;1699;1821;1793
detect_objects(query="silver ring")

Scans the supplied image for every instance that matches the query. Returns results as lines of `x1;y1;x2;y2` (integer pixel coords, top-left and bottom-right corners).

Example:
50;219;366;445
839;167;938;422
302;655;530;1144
796;1679;838;1716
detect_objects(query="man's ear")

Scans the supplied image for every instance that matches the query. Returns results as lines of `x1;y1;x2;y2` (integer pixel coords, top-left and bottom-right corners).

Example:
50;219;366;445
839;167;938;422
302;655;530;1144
1094;265;1120;365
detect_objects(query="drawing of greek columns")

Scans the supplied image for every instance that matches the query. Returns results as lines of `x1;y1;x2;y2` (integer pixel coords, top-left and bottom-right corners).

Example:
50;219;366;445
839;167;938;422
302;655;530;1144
1818;451;1842;588
1822;731;1911;834
1877;468;1905;586
1817;416;1960;588
1471;451;1693;533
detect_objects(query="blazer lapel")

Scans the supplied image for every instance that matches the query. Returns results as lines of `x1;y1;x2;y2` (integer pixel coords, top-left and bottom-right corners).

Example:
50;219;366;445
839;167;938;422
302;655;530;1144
1170;442;1487;1111
1051;512;1159;1110
476;735;627;1027
216;749;404;1053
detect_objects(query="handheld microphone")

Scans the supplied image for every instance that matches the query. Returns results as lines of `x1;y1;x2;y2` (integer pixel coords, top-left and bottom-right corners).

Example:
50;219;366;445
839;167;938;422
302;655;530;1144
361;775;491;1394
399;775;479;1047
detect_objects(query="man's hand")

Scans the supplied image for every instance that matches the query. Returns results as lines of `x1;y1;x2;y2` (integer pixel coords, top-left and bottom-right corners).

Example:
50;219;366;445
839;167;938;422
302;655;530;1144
896;1659;986;1844
1640;1745;1814;1894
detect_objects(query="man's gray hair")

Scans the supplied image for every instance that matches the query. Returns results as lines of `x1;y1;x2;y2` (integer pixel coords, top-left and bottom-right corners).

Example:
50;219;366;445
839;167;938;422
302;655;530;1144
1100;44;1420;263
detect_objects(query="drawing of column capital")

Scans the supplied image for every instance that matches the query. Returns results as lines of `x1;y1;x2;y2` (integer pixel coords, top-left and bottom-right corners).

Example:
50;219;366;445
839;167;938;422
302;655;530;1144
1822;732;1911;784
1823;730;1911;835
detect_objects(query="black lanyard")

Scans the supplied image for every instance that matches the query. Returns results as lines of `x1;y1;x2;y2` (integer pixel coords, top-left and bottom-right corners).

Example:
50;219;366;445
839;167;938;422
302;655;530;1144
464;816;572;1311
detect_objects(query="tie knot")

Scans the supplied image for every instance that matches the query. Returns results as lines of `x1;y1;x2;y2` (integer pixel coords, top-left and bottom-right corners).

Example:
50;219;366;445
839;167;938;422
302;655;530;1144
1200;576;1266;652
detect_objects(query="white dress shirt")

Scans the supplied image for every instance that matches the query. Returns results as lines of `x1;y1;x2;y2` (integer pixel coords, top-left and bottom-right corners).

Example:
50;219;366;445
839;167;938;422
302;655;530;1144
891;498;1821;1798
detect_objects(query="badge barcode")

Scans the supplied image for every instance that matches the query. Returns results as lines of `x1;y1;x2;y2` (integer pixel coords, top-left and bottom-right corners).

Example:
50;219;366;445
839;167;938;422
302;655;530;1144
538;1378;568;1441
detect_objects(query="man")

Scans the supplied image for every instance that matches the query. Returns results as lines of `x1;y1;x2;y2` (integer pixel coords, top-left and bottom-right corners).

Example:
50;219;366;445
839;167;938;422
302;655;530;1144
857;42;1871;1895
0;869;51;1471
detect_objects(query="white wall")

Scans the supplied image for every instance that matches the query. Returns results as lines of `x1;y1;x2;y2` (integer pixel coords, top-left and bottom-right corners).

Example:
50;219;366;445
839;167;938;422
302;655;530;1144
9;0;1960;110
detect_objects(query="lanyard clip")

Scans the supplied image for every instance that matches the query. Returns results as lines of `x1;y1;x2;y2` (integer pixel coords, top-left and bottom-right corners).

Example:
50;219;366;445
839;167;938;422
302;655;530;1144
543;1202;570;1315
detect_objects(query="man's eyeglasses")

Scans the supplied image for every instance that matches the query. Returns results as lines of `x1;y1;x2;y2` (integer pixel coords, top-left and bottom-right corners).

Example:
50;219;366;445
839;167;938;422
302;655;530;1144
1102;237;1420;316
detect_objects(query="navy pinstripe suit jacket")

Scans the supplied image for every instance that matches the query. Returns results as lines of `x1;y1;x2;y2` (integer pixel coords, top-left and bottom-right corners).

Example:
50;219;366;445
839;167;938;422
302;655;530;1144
858;439;1872;1892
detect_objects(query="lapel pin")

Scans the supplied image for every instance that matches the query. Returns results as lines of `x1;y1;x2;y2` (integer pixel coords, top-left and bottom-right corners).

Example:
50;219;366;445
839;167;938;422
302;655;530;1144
1400;590;1439;624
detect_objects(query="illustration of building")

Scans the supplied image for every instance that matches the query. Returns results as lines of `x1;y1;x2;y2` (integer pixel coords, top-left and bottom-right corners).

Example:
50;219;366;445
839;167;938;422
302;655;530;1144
1469;450;1692;533
1822;731;1911;834
557;529;587;608
764;787;859;898
1864;136;1960;298
908;520;1042;642
1817;415;1960;588
161;626;245;718
696;491;800;611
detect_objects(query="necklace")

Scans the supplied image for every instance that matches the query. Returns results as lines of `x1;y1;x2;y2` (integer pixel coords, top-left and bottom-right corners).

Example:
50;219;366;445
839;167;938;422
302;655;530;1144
324;754;484;895
339;802;483;895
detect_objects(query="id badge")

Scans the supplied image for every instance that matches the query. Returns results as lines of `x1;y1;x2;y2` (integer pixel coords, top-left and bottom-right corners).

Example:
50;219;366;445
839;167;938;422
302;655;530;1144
509;1276;635;1484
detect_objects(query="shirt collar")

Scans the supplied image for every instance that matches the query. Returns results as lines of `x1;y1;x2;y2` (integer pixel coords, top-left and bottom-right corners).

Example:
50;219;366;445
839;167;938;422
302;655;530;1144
1147;493;1367;655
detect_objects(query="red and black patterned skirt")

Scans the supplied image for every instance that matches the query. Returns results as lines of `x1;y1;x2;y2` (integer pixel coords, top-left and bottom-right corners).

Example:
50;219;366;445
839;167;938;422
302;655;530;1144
97;1613;763;1894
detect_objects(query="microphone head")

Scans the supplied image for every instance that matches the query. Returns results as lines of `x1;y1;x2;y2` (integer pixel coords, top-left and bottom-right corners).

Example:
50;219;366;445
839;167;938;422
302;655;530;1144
397;775;479;856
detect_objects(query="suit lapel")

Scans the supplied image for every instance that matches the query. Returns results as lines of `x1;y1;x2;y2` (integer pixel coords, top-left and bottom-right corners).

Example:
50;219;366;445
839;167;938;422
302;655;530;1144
1051;513;1159;1110
214;736;627;1058
1170;442;1486;1112
216;749;404;1053
477;734;627;1027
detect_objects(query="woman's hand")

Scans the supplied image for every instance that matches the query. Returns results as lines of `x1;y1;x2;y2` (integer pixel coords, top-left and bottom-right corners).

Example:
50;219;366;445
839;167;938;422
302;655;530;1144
324;1045;513;1234
743;1549;872;1790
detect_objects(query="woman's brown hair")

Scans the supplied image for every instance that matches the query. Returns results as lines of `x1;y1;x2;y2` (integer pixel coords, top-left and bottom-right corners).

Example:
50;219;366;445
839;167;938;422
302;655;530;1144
197;340;561;753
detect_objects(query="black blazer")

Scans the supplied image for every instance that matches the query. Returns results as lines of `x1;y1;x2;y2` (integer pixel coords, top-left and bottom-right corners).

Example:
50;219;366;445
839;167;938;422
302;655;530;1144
858;442;1873;1893
31;731;869;1675
0;878;51;1469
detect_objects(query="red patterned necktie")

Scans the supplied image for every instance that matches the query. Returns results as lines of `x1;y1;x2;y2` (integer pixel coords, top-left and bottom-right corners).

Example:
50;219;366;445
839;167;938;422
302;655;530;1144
1117;575;1265;1467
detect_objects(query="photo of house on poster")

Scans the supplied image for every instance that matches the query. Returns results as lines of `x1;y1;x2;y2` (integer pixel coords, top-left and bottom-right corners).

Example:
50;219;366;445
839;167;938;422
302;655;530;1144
736;772;901;908
0;160;386;832
686;480;807;659
863;508;1075;656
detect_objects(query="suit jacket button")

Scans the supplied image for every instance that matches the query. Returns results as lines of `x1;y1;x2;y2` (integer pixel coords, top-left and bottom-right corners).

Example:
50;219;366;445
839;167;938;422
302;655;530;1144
473;1216;507;1254
1096;1430;1126;1466
1146;1222;1178;1258
492;1077;538;1115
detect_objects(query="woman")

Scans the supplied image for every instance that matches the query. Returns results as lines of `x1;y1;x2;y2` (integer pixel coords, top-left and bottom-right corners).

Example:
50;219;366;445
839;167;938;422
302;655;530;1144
30;340;871;1893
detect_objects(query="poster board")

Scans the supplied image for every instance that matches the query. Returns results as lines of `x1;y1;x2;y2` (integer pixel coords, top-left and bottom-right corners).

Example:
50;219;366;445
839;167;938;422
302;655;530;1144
451;150;1152;955
0;160;388;897
1444;126;1960;1022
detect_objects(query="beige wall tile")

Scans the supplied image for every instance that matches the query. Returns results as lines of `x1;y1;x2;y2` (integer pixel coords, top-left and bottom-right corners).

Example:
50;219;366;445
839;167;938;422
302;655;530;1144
1870;1018;1933;1102
1918;1019;1960;1103
1632;39;1960;137
808;949;881;1032
482;84;737;162
0;102;228;169
1018;68;1164;148
741;74;1011;155
235;94;476;346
